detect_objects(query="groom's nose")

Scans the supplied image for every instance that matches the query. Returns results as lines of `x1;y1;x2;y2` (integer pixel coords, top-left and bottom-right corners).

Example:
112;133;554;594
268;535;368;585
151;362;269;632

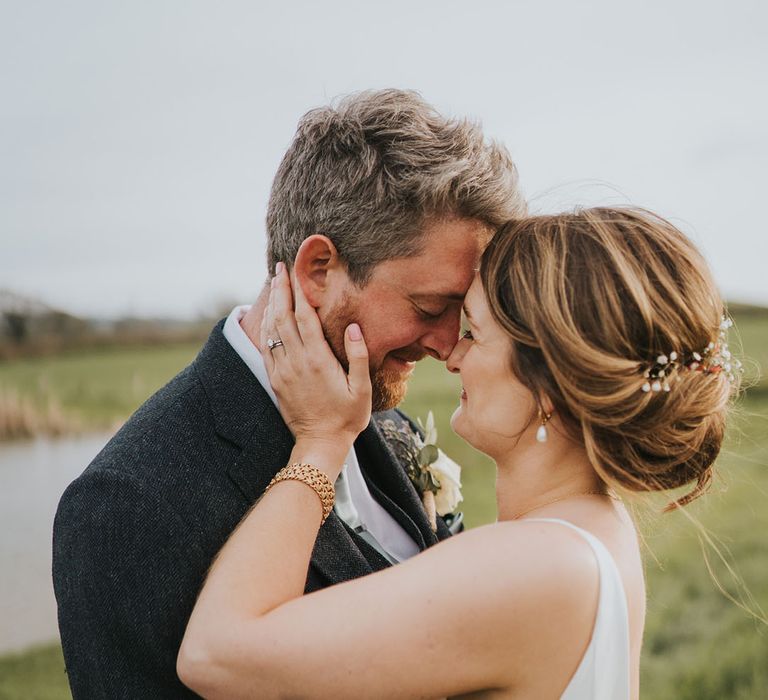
420;312;462;361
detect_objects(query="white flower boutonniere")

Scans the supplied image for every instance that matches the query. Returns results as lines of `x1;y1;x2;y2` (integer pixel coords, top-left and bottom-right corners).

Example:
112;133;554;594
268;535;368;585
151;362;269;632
411;411;463;532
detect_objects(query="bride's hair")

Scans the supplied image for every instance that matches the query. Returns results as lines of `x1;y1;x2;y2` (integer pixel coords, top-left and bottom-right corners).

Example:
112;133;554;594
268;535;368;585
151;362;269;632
480;207;740;509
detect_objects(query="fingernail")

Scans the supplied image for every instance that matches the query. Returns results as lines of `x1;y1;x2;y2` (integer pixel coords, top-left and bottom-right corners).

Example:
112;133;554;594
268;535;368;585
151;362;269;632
348;323;362;341
276;261;285;275
271;277;276;289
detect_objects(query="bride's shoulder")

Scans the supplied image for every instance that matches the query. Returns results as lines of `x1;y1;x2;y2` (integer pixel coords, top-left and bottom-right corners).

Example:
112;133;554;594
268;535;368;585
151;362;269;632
399;520;601;673
427;520;601;617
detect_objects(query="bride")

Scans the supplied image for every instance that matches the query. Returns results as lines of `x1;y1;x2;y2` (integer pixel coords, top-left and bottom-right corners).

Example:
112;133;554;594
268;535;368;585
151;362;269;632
177;207;738;699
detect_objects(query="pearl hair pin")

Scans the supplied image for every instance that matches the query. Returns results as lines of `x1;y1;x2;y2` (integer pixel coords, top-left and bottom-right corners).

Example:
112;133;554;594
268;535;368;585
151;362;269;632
640;316;741;394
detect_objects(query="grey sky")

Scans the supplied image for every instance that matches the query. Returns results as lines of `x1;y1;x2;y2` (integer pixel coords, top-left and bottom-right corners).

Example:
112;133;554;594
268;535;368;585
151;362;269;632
1;0;766;318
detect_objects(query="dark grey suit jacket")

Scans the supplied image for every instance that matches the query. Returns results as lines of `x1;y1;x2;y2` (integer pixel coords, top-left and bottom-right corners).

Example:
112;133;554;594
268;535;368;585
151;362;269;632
52;320;455;699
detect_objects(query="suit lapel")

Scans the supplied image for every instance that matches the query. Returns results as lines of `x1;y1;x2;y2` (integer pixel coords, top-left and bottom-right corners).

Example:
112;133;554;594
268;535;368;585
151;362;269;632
194;323;452;586
311;514;385;583
229;419;379;585
194;321;379;586
355;417;442;550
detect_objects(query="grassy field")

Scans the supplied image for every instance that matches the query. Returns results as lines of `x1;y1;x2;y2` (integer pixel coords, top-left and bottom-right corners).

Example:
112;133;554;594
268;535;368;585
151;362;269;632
0;311;766;699
0;645;69;700
730;308;768;393
0;343;201;434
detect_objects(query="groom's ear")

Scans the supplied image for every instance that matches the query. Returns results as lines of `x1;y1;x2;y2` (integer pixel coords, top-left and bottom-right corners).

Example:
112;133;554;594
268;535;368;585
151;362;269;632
292;235;348;308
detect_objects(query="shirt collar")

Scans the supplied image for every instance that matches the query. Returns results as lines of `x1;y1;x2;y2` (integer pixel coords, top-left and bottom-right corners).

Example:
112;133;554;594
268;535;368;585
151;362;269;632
222;305;279;407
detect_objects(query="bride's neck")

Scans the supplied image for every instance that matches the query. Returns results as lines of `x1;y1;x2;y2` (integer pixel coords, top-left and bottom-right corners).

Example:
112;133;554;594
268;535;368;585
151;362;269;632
494;439;602;522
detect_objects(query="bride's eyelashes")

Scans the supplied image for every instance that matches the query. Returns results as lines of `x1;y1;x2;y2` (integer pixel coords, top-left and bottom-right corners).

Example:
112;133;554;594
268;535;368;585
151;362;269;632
460;329;474;340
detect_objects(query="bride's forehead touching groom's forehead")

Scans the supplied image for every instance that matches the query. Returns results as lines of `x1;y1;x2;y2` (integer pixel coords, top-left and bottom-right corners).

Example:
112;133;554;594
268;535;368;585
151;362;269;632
461;276;487;320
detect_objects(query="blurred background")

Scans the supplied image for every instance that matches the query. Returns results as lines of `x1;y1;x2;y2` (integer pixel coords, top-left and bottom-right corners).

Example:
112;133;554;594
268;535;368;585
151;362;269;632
1;1;766;698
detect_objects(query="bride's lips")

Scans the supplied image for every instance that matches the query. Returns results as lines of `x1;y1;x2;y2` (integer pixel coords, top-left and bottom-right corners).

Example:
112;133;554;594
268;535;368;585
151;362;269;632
460;387;467;400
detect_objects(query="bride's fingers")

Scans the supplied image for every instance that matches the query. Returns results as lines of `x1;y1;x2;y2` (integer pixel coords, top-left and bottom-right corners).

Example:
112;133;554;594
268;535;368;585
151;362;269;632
270;263;302;356
344;323;371;401
293;271;328;349
260;276;277;374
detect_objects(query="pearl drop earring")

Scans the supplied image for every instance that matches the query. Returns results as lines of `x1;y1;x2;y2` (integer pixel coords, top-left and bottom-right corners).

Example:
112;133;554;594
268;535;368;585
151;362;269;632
536;408;552;443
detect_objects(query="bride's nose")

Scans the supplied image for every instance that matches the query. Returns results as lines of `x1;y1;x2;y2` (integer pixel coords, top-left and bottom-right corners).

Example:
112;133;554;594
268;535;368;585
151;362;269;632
446;337;470;373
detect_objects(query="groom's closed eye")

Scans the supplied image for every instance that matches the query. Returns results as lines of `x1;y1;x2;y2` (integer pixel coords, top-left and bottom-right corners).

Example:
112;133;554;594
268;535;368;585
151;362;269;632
410;292;464;321
414;304;446;320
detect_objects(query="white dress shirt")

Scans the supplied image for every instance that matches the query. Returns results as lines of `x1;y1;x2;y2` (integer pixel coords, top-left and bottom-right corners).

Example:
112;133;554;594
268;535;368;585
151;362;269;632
222;305;420;562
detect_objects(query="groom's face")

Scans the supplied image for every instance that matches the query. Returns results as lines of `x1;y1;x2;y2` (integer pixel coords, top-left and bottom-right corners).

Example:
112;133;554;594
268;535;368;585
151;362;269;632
322;218;490;412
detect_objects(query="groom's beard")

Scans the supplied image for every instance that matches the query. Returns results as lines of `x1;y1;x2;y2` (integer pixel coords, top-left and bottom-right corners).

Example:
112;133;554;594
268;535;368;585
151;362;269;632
323;294;419;413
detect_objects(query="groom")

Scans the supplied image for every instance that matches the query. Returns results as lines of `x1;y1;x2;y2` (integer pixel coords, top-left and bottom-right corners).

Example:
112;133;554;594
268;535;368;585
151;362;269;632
53;89;524;698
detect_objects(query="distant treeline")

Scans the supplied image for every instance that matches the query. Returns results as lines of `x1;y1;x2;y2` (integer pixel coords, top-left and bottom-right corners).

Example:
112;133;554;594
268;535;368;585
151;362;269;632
727;302;768;318
2;301;767;362
0;310;214;361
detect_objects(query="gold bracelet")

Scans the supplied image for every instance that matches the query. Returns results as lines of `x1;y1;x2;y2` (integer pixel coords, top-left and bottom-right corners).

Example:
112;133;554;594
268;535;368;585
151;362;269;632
265;463;336;524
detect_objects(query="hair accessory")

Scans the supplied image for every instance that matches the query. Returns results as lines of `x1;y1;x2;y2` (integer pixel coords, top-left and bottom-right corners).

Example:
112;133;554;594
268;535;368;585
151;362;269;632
266;463;336;524
640;316;741;393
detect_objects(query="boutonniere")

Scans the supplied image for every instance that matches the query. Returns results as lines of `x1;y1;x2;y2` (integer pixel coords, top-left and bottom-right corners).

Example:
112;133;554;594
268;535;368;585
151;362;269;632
411;412;464;532
376;412;463;532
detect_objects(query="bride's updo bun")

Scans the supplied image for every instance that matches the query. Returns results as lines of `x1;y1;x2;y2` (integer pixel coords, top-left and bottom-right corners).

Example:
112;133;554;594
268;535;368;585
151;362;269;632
481;207;740;508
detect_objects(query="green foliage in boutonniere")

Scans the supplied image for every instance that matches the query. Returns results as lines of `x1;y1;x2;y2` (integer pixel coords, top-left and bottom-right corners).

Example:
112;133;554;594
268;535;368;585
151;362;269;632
413;411;463;531
377;412;463;532
409;412;441;496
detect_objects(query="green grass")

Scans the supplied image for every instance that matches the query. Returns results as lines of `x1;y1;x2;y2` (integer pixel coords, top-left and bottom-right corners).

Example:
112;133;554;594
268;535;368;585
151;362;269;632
402;356;498;528
731;311;768;392
1;311;767;698
0;342;200;430
0;644;69;700
635;396;768;698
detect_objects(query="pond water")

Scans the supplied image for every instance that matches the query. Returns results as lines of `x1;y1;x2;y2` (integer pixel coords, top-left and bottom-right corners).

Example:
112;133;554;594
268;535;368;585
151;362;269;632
0;433;111;654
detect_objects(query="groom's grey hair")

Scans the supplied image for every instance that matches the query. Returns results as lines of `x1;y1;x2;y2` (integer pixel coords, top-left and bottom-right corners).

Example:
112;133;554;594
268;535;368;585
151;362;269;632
266;89;526;284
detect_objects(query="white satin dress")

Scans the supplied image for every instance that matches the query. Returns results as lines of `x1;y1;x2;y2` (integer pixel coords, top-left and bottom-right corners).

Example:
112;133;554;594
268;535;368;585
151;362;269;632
527;518;631;700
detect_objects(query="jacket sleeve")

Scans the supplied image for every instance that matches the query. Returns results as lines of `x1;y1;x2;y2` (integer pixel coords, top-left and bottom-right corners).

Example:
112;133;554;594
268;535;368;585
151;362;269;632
52;468;205;699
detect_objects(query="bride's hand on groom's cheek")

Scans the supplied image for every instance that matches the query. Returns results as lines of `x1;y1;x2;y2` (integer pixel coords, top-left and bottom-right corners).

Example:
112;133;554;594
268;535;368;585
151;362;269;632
261;263;372;461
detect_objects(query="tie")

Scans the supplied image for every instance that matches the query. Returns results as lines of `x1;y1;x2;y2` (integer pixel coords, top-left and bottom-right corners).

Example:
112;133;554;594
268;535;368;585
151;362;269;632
334;465;399;565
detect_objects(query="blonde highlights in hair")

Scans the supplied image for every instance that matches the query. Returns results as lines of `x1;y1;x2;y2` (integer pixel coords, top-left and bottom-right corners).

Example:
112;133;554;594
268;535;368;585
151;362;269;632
266;89;525;283
481;207;739;509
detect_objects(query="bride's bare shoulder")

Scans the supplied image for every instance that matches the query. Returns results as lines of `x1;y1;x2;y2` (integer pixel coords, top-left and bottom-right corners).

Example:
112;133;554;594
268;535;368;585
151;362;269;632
395;520;601;688
424;520;600;628
436;518;599;571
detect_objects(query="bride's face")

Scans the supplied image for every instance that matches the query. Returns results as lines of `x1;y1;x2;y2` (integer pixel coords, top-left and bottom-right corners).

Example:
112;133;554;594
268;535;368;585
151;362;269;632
447;276;538;457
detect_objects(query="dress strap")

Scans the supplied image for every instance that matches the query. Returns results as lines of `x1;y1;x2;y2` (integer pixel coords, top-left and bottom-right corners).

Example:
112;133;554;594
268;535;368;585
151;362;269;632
524;518;631;700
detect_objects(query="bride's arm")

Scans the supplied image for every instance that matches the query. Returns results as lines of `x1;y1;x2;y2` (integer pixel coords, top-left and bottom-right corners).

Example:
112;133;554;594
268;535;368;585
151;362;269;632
178;497;595;700
177;501;538;699
177;265;596;699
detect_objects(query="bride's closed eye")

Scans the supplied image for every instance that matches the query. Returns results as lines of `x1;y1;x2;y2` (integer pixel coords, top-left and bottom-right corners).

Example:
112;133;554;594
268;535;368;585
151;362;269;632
461;329;474;340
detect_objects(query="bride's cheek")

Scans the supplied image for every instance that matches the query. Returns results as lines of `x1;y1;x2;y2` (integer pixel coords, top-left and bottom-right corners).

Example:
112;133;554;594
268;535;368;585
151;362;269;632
449;404;464;434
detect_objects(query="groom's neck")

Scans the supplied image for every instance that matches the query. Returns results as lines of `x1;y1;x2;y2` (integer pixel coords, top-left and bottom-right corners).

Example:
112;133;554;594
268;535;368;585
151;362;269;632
239;283;271;353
